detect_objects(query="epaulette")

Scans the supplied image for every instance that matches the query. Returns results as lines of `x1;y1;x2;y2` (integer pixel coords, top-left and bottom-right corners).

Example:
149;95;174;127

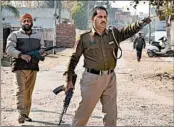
76;30;91;41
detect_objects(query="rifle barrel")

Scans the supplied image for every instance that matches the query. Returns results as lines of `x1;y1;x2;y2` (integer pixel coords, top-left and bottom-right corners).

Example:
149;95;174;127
44;46;57;52
150;15;157;19
58;107;67;125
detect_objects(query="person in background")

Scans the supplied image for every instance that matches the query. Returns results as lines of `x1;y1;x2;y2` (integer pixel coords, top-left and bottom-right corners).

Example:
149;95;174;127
6;13;45;124
133;32;146;62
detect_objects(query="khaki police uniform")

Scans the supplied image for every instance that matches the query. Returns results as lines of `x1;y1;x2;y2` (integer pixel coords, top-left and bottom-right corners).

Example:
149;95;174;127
67;21;145;127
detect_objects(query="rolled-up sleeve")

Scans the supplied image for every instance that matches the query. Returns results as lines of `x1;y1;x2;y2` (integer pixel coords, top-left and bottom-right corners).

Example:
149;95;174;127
6;32;21;58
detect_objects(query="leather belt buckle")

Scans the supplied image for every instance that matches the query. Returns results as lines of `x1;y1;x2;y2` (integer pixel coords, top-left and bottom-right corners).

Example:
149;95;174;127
86;68;113;75
101;70;108;75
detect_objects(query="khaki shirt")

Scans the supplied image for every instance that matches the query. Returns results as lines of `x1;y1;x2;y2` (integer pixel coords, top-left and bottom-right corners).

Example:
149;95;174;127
67;21;145;81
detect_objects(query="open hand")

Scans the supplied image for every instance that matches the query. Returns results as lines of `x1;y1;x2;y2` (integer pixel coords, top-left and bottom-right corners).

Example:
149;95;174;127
142;16;151;24
21;54;31;63
39;49;45;55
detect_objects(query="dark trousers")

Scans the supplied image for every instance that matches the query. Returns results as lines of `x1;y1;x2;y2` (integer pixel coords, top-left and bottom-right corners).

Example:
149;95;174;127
136;47;143;61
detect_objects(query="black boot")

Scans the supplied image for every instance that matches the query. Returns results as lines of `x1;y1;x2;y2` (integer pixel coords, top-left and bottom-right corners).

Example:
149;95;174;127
137;58;140;62
18;114;25;124
24;114;32;122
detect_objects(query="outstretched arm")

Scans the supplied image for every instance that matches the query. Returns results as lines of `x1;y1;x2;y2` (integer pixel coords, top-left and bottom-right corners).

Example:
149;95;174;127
113;17;151;43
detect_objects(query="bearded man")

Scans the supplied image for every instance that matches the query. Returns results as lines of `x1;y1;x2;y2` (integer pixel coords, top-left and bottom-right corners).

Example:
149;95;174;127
6;13;45;124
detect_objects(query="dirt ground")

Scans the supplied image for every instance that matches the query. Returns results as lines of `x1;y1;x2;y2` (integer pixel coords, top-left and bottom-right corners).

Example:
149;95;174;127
1;42;174;126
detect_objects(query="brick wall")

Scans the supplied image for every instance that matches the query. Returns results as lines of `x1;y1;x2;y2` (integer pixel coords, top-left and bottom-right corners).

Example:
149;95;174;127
56;23;76;48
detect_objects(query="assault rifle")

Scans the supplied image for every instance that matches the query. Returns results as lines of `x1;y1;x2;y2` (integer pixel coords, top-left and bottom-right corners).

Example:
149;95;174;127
53;73;77;125
26;46;58;61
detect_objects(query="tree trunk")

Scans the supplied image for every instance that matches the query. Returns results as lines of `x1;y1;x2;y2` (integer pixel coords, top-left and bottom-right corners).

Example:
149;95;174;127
171;21;174;46
0;4;2;87
0;6;3;59
0;27;3;59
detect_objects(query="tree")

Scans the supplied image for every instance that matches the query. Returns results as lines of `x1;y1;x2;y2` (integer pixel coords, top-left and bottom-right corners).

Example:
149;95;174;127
70;1;113;29
131;0;174;22
1;1;20;17
38;1;54;8
131;0;174;44
62;1;77;12
71;2;88;30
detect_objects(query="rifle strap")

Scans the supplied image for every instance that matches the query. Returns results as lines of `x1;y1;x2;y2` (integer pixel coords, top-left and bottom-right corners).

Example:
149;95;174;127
109;26;123;59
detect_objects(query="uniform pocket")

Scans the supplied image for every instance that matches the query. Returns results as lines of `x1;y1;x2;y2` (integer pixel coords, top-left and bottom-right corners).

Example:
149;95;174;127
106;42;115;49
80;71;98;87
85;44;99;57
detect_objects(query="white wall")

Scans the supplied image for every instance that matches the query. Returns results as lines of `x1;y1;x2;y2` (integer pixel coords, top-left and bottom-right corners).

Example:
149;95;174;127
2;8;71;28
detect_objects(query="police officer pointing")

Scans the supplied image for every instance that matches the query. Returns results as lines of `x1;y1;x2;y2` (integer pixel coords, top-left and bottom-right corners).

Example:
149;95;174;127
66;6;151;127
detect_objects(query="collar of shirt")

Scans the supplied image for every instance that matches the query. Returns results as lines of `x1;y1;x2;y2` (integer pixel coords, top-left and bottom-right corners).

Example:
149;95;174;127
91;27;109;36
19;28;36;35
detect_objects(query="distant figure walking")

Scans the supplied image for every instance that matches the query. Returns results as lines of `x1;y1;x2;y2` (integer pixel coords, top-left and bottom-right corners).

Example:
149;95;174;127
133;32;146;62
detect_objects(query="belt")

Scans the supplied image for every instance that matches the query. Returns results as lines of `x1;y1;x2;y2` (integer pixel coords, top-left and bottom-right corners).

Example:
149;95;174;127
86;68;114;75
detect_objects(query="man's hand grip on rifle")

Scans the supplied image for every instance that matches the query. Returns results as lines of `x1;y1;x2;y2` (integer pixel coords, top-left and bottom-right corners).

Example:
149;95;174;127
24;46;58;61
65;80;74;94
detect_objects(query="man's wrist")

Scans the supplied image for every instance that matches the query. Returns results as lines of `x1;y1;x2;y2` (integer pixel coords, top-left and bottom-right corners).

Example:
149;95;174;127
18;53;23;58
139;20;147;28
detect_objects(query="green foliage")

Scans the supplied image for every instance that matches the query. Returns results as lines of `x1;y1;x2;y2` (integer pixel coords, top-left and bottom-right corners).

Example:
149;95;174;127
164;7;173;16
71;2;88;30
71;1;112;29
132;0;173;16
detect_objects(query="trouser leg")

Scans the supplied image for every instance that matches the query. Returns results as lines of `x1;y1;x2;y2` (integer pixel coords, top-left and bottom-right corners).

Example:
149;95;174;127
136;48;142;61
15;70;27;115
71;71;105;127
15;70;37;116
139;49;142;59
24;70;37;116
100;72;117;127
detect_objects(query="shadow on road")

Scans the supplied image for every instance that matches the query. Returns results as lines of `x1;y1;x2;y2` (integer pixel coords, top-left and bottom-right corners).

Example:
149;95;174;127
22;121;70;126
143;59;173;63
